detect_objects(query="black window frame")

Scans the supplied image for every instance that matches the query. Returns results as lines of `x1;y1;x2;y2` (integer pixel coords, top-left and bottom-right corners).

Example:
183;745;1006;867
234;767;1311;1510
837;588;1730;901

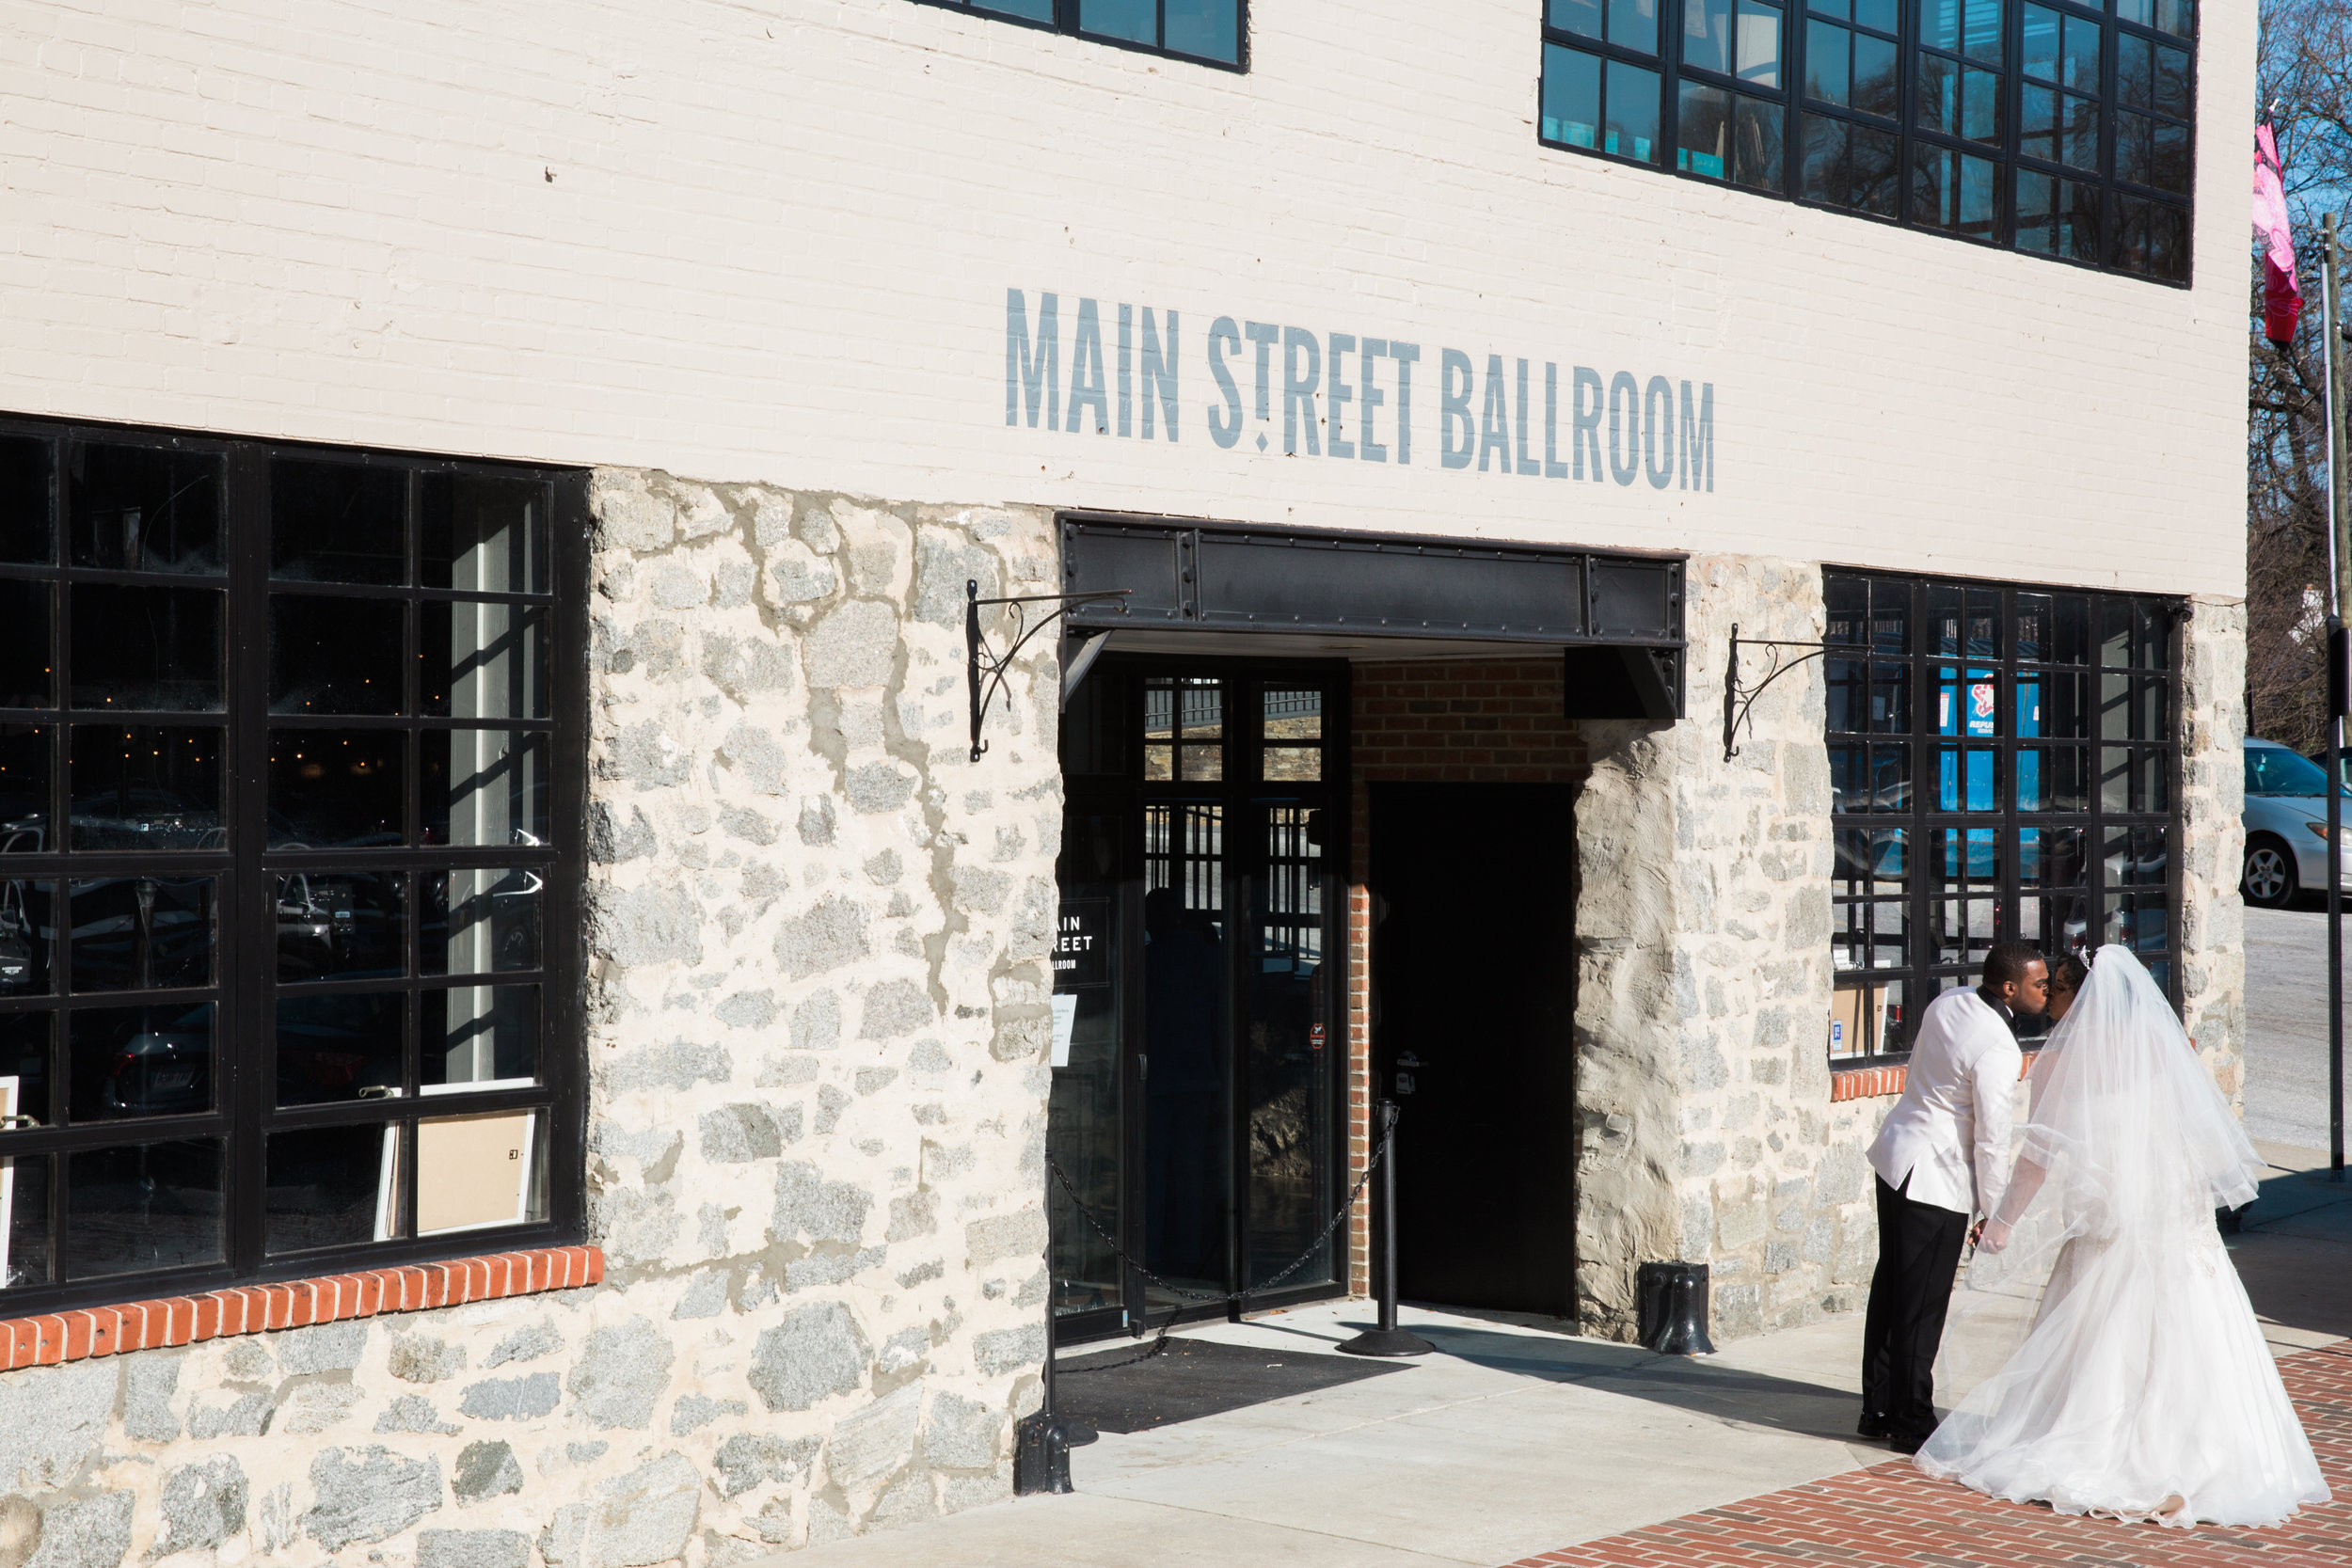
906;0;1248;71
0;414;589;1313
1538;0;2195;285
1824;568;2184;1067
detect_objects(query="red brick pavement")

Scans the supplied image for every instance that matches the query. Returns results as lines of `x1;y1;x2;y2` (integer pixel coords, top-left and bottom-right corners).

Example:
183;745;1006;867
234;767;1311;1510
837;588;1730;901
1503;1340;2352;1568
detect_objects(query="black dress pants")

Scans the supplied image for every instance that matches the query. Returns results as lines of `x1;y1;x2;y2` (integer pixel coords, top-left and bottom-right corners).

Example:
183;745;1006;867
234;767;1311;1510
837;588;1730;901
1860;1172;1969;1443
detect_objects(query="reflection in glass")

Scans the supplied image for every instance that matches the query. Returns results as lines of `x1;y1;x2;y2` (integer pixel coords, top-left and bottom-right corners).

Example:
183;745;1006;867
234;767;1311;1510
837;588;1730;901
421;868;541;976
270;730;405;848
416;1106;546;1236
1078;0;1152;43
69;727;224;851
1607;59;1664;163
2017;745;2089;811
422;730;548;847
70;446;224;576
271;460;406;585
1248;806;1331;1290
65;1139;224;1277
421;984;537;1088
266;1124;396;1254
276;991;403;1106
271;596;404;715
2101;745;2169;814
0;727;45;852
421;474;548;595
0;880;49;1003
278;872;407;982
0;1150;49;1288
422;601;548;719
0;1010;53;1128
69;877;215;991
0;437;56;566
1140;810;1229;1305
70;1004;214;1121
1542;44;1604;149
0;580;51;708
70;586;223;712
1164;0;1240;61
1050;811;1123;1319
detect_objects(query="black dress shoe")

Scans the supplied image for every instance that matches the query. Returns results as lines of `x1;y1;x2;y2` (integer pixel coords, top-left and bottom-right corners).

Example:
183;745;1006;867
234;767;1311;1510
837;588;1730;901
1888;1431;1930;1456
1856;1413;1890;1440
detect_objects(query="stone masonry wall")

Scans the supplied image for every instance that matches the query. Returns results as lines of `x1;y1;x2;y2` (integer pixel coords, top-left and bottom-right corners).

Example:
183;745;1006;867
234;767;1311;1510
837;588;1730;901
1574;556;1856;1343
0;477;1067;1567
2180;595;2249;1107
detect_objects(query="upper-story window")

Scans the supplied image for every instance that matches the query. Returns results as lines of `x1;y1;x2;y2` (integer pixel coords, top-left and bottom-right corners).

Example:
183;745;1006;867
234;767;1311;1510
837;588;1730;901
1540;0;2193;283
915;0;1245;69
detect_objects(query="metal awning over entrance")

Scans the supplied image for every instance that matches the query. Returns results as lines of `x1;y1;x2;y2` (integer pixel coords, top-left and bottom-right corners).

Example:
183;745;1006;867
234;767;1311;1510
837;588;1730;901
1059;515;1687;721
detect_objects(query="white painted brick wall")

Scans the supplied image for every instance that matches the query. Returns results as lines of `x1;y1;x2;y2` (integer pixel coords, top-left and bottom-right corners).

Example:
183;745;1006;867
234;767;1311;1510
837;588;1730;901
0;0;2253;594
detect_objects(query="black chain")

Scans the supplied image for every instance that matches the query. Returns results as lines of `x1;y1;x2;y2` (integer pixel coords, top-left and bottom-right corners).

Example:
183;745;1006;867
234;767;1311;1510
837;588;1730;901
1046;1114;1394;1376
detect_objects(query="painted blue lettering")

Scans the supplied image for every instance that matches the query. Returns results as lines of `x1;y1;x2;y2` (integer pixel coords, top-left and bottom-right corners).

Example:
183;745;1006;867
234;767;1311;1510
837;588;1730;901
1572;368;1604;481
1607;371;1640;486
1478;354;1511;474
1644;375;1676;489
1359;339;1389;463
1207;318;1244;450
1439;349;1476;469
1680;381;1713;491
1391;343;1420;466
1283;327;1322;456
1246;322;1280;426
1542;363;1569;479
1068;300;1110;436
1005;289;1058;431
1514;359;1540;476
1327;333;1356;460
1140;309;1179;441
1117;304;1134;438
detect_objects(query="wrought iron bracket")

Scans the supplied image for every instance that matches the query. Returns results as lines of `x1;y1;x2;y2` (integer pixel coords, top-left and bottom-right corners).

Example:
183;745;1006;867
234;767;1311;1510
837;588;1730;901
1724;623;1836;762
967;580;1131;763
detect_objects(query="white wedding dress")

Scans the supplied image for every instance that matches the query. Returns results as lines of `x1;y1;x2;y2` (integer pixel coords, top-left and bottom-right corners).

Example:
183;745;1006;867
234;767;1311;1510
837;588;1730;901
1915;947;2329;1528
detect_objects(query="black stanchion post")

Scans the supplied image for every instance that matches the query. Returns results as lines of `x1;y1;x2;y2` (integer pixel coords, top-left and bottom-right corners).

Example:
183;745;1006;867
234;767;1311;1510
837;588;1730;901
1013;1217;1098;1494
1339;1100;1434;1358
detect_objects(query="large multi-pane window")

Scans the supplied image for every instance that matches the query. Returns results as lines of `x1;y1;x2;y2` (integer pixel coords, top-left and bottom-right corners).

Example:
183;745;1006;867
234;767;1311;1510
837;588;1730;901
0;419;583;1307
1541;0;2195;282
912;0;1244;68
1825;571;2181;1063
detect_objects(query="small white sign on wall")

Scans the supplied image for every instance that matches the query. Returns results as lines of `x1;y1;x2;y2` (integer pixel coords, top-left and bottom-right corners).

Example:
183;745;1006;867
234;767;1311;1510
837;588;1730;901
1049;993;1078;1069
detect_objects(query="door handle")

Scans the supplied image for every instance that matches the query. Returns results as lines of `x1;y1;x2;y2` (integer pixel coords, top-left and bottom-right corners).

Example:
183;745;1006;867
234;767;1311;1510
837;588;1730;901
1137;1053;1148;1083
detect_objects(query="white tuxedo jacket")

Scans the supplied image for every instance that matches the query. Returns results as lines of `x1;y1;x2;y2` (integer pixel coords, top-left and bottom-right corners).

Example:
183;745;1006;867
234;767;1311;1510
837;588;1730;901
1866;986;2023;1219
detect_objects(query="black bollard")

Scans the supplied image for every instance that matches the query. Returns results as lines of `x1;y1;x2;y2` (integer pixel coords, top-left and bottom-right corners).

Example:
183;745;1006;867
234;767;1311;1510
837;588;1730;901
1339;1101;1435;1357
1012;1244;1098;1494
1635;1260;1716;1355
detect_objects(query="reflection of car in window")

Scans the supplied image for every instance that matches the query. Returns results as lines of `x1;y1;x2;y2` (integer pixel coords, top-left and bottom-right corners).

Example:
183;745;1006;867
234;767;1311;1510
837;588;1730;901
70;788;223;851
0;880;34;991
275;994;400;1102
101;1007;212;1118
276;873;405;981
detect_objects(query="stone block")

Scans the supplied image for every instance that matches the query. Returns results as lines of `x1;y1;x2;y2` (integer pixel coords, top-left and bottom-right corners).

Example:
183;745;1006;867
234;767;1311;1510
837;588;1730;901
773;1160;872;1244
776;896;870;980
792;990;843;1051
846;762;917;814
417;1529;532;1568
803;599;899;689
575;1453;701;1568
973;1324;1045;1379
0;1360;115;1494
300;1447;442;1550
567;1319;675;1431
154;1456;247;1557
26;1491;132;1568
458;1372;561;1422
452;1442;524;1507
186;1391;272;1440
272;1320;370;1374
669;1395;748;1436
923;1391;1002;1471
964;1212;1048;1270
283;1383;367;1433
121;1354;183;1444
859;980;931;1039
825;1382;923;1492
598;884;704;968
750;1304;870;1413
700;1102;786;1162
485;1321;564;1369
375;1396;461;1435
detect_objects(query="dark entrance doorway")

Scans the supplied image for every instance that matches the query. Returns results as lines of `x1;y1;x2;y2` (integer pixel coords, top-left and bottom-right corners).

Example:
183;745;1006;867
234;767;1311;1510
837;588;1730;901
1049;657;1350;1343
1371;783;1576;1316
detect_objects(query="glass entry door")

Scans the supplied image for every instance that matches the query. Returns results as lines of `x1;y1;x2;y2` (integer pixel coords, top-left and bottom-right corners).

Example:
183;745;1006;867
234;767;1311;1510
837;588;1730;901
1050;657;1345;1342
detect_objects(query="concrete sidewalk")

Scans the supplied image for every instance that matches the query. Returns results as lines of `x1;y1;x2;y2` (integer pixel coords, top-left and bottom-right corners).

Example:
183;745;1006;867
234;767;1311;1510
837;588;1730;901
758;1145;2352;1568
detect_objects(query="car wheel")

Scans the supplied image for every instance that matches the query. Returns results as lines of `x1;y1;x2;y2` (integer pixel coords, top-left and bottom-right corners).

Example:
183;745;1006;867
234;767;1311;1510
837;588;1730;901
2243;835;2300;909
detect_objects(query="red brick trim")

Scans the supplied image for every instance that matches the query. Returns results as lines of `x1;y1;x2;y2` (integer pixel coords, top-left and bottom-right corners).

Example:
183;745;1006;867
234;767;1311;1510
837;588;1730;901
1831;1047;2058;1103
0;1244;601;1372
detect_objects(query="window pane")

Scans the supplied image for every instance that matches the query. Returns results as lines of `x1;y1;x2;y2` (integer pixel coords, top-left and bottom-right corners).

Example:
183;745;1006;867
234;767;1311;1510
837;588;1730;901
1911;145;1998;239
270;460;406;586
422;601;548;720
1801;113;1851;202
1835;826;1907;891
0;726;46;853
1735;96;1786;191
266;1124;398;1254
70;586;224;712
2114;198;2188;282
69;877;215;992
2098;671;2168;740
2117;32;2153;110
1853;32;1899;116
278;990;404;1107
2020;826;2087;886
1611;0;1661;50
1542;44;1605;149
0;1010;54;1127
1263;747;1321;782
1181;745;1224;781
0;1150;51;1288
422;867;543;977
2149;120;2190;195
1918;55;2000;140
1607;60;1665;163
421;475;549;595
1163;0;1239;61
0;437;56;566
1737;0;1782;85
69;726;225;851
1807;20;1851;102
278;872;408;982
65;1139;224;1278
0;581;51;711
1826;574;1867;642
71;1004;214;1121
1553;0;1607;38
270;729;406;849
2153;0;2191;38
2100;745;2169;813
69;446;224;577
2017;745;2088;811
1679;83;1733;180
423;730;550;847
1263;689;1323;742
1078;0;1154;44
422;985;538;1088
1936;744;2002;810
271;596;405;716
1686;0;1734;71
2018;670;2090;738
975;0;1055;17
2105;892;2168;954
2022;3;2060;77
417;1106;545;1236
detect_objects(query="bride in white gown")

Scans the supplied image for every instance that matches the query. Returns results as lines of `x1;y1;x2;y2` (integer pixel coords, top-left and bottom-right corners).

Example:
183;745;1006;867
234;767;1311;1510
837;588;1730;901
1915;945;2329;1528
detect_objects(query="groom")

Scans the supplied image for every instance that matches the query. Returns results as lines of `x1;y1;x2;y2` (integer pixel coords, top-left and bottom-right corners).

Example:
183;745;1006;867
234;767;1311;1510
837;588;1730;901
1859;942;2047;1453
